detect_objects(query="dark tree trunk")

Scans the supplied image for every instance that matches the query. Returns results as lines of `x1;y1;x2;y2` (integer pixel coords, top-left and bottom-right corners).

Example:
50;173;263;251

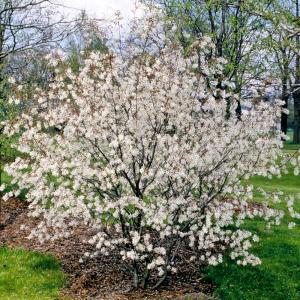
294;0;300;143
281;80;289;135
235;100;242;119
294;86;300;143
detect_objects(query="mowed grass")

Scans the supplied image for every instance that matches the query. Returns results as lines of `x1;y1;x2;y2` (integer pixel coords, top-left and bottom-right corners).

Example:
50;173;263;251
0;248;66;300
205;149;300;300
0;169;66;299
284;129;299;150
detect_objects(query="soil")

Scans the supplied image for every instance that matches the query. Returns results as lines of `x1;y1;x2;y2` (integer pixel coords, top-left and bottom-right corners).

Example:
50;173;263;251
0;199;215;300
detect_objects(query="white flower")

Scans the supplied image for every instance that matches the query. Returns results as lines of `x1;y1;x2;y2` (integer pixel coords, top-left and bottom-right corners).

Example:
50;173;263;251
288;222;296;229
8;77;16;84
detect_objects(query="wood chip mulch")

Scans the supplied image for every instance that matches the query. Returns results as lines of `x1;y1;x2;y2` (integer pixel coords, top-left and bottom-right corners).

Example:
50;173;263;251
0;199;215;300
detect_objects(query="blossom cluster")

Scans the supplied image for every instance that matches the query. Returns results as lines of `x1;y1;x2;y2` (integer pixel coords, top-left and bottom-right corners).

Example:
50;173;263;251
3;7;300;288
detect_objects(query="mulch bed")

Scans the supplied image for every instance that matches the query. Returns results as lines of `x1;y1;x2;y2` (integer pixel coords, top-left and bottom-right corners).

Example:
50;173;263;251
0;199;215;300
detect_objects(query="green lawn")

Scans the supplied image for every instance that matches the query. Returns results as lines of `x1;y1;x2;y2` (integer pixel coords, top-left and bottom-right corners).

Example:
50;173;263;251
0;248;66;300
204;150;300;300
284;129;300;151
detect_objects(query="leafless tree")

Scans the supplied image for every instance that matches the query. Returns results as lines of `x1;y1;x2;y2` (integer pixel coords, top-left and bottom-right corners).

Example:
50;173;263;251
0;0;79;64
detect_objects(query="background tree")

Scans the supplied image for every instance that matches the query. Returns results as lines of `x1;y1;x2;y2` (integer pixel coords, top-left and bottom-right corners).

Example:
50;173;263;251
65;11;108;74
0;0;80;227
0;0;82;113
261;23;295;134
0;0;77;64
146;0;273;115
147;0;300;134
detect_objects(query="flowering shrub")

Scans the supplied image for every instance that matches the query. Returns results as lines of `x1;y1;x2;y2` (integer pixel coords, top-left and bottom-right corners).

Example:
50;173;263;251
2;9;300;289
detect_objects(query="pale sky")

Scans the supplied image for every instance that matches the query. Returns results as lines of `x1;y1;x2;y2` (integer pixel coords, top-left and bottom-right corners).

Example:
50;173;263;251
59;0;139;20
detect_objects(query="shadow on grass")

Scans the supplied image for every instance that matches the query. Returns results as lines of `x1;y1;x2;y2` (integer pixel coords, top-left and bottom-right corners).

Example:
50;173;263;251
29;254;61;271
0;247;66;299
